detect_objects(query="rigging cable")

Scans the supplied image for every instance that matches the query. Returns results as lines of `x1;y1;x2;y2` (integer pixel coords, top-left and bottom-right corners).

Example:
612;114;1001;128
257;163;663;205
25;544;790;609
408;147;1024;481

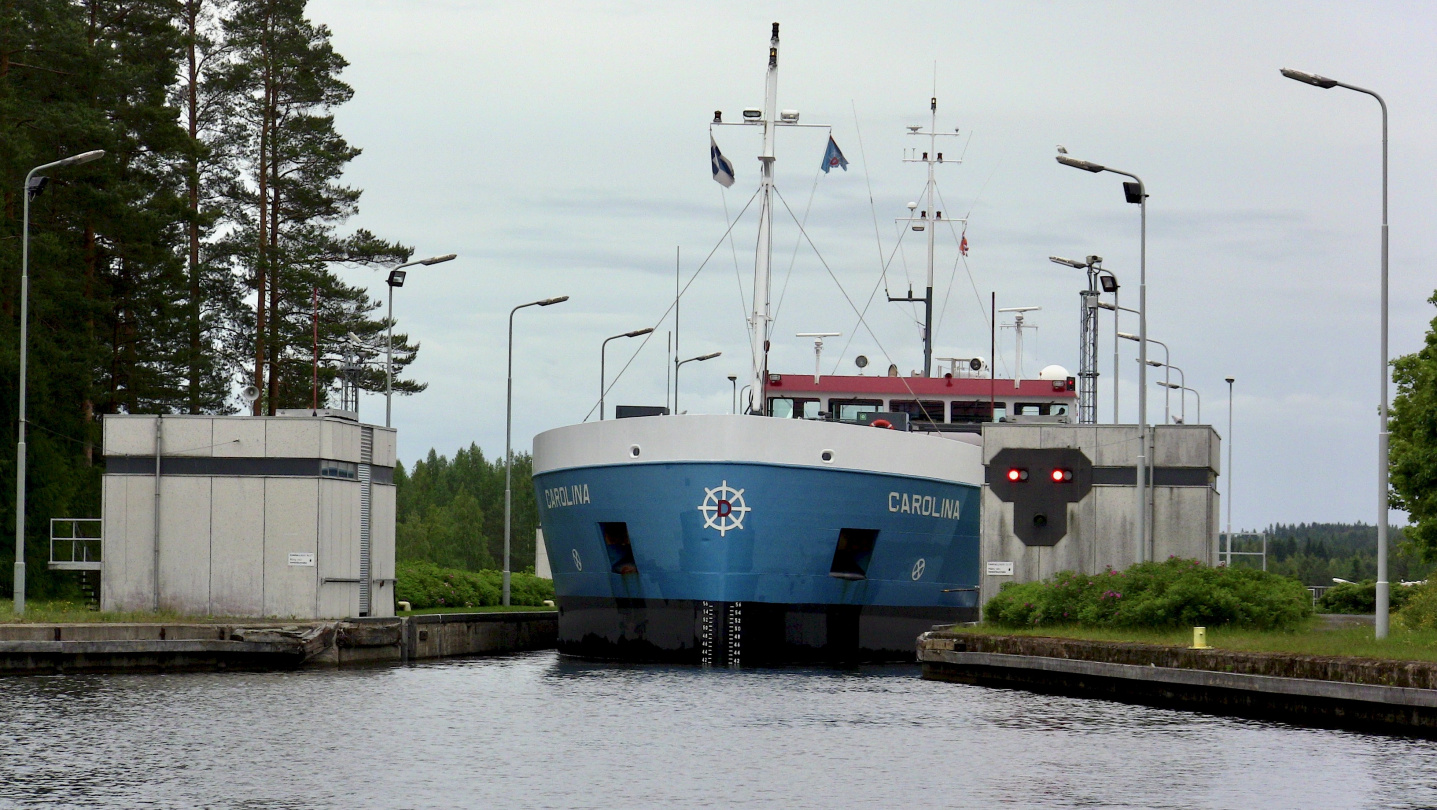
719;185;750;325
773;186;921;402
580;187;762;422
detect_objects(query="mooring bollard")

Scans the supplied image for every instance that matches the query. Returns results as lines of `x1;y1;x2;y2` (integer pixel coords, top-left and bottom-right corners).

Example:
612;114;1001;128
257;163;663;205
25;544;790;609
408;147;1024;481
1190;626;1211;650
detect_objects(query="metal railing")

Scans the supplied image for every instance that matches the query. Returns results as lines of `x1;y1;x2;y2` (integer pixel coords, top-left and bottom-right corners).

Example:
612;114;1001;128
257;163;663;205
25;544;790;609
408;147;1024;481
1221;532;1267;571
49;518;102;570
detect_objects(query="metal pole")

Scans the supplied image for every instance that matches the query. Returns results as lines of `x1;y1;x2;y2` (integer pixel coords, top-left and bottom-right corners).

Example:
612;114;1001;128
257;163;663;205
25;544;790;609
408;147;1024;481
1136;178;1148;563
1374;88;1390;639
12;151;103;615
386;284;393;427
14;167;34;615
1280;70;1389;637
600;337;609;421
1226;377;1234;566
1113;287;1120;424
504;305;517;606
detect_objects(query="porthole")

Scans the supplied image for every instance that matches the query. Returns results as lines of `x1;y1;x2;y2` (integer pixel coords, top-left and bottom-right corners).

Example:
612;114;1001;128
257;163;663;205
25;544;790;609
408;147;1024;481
629;444;641;458
820;450;835;463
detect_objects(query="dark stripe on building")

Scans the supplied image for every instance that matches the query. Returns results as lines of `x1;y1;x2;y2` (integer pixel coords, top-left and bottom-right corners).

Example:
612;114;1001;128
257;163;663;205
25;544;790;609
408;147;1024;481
103;456;394;484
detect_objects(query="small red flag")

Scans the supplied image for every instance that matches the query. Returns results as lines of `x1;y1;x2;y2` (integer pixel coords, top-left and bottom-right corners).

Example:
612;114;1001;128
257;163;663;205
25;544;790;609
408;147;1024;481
960;234;969;256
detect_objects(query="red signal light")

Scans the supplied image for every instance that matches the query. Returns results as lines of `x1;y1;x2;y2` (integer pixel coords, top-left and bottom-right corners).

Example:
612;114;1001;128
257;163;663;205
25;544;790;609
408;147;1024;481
1051;468;1073;482
1007;468;1028;482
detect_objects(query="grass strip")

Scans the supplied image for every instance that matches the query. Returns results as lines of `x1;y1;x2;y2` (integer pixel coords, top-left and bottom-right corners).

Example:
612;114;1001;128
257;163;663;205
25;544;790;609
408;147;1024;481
946;619;1437;663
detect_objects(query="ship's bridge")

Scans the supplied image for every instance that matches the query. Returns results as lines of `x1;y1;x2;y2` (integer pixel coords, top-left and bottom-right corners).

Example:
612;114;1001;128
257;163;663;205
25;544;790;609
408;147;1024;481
764;372;1076;431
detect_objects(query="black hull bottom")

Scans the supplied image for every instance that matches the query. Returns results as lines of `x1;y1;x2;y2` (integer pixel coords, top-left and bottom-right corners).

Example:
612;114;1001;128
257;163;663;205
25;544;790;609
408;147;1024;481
557;596;977;666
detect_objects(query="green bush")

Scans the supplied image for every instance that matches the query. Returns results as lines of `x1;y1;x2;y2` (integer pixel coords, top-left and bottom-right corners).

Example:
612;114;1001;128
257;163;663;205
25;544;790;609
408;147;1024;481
1316;580;1418;614
983;558;1313;631
395;560;555;610
1396;582;1437;630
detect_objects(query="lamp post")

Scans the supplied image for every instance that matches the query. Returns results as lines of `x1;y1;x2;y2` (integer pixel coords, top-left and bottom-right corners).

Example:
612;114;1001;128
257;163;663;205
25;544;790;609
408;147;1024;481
600;327;654;420
1058;152;1149;561
15;149;105;616
674;352;722;413
505;295;569;606
1119;333;1170;423
1225;376;1235;566
1147;358;1184;423
385;254;456;427
1050;254;1105;424
1095;287;1131;424
1158;381;1199;424
1281;67;1391;638
728;375;738;414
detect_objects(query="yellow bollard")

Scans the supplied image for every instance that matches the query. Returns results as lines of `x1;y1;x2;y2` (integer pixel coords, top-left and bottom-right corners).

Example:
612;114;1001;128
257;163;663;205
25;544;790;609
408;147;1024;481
1190;626;1211;650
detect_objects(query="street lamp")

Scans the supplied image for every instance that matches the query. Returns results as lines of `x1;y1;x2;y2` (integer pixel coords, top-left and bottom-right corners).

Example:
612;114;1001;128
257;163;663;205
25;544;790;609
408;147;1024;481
385;253;456;427
1281;67;1391;637
504;294;569;606
674;352;722;413
1050;255;1105;424
728;375;739;414
1158;382;1200;424
1119;333;1171;424
1058;151;1149;562
1147;358;1185;424
600;327;654;420
14;148;105;616
1225;376;1235;566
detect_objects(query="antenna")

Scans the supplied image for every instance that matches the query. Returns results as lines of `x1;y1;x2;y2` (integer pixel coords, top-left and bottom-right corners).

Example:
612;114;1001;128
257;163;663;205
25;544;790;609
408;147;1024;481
796;332;841;383
890;93;966;378
998;306;1041;387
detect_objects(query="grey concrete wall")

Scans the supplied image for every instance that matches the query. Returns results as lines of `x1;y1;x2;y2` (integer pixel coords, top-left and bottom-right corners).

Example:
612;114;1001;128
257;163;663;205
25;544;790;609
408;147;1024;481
99;414;397;619
980;423;1220;605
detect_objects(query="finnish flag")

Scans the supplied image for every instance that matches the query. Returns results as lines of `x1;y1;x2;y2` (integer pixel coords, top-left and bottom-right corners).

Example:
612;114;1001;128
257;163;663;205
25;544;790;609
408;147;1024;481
711;135;735;187
821;136;849;174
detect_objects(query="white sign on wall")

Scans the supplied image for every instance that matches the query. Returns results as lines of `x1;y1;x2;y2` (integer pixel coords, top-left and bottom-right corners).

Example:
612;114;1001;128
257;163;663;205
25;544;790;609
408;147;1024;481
288;552;316;567
986;561;1015;576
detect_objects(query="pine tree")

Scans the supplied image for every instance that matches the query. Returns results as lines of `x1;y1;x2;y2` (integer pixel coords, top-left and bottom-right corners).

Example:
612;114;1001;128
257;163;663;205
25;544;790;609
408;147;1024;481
214;0;418;414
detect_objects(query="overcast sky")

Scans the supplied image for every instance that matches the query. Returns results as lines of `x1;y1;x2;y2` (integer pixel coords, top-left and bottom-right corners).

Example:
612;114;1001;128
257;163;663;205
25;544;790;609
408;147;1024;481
307;0;1435;532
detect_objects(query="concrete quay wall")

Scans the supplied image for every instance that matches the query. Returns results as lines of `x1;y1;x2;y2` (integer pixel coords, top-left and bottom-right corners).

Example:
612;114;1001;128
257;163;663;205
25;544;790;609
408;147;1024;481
0;612;557;675
919;631;1437;737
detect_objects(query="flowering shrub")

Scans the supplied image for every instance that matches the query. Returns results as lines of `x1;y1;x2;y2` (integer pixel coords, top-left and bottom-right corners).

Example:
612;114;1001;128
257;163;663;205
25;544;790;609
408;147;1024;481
1317;580;1417;614
396;560;555;610
983;558;1312;630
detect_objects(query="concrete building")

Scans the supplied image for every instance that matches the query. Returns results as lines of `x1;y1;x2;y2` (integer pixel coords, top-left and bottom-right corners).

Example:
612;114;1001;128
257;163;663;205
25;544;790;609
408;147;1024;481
100;411;396;619
980;423;1221;602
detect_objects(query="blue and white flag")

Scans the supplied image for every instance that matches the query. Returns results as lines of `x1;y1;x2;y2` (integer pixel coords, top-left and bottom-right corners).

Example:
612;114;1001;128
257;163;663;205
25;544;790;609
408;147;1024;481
711;135;735;187
821;136;849;173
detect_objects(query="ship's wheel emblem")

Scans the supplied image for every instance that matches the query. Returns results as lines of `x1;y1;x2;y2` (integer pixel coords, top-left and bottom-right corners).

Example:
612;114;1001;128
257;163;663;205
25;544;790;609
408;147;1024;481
698;480;751;536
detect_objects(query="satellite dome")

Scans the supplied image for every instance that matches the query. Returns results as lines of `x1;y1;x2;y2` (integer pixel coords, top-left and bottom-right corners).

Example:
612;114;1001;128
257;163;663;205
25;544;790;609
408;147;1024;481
1038;364;1071;381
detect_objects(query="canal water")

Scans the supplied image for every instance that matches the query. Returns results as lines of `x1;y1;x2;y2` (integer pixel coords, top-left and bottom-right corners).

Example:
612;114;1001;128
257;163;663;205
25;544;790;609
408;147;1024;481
3;651;1437;809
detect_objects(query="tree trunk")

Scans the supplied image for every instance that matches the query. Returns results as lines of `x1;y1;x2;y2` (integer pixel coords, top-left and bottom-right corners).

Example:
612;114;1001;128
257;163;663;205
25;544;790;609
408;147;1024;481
185;0;202;414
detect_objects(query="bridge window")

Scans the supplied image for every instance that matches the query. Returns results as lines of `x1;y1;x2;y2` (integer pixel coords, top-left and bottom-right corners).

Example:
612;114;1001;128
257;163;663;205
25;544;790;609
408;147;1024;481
830;399;882;422
1014;402;1069;416
951;400;993;424
888;400;945;425
767;397;821;419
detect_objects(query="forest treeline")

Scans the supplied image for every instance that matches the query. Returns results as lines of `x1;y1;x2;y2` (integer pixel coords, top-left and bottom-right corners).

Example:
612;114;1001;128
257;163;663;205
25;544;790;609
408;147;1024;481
395;445;541;574
1;0;420;596
1251;523;1432;586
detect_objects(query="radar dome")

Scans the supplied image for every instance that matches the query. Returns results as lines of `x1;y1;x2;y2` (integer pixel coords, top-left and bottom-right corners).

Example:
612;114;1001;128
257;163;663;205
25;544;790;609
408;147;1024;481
1038;364;1071;381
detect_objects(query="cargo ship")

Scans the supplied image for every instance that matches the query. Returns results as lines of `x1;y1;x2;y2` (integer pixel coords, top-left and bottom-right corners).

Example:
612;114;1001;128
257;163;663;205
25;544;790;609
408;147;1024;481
533;24;1075;664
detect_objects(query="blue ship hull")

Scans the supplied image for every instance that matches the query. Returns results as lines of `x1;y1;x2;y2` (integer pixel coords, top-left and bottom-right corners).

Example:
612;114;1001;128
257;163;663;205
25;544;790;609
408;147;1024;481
534;455;981;664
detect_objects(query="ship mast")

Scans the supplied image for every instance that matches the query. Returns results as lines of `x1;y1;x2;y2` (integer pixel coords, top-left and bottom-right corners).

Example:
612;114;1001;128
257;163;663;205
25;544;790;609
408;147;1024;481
891;96;963;377
747;22;781;414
